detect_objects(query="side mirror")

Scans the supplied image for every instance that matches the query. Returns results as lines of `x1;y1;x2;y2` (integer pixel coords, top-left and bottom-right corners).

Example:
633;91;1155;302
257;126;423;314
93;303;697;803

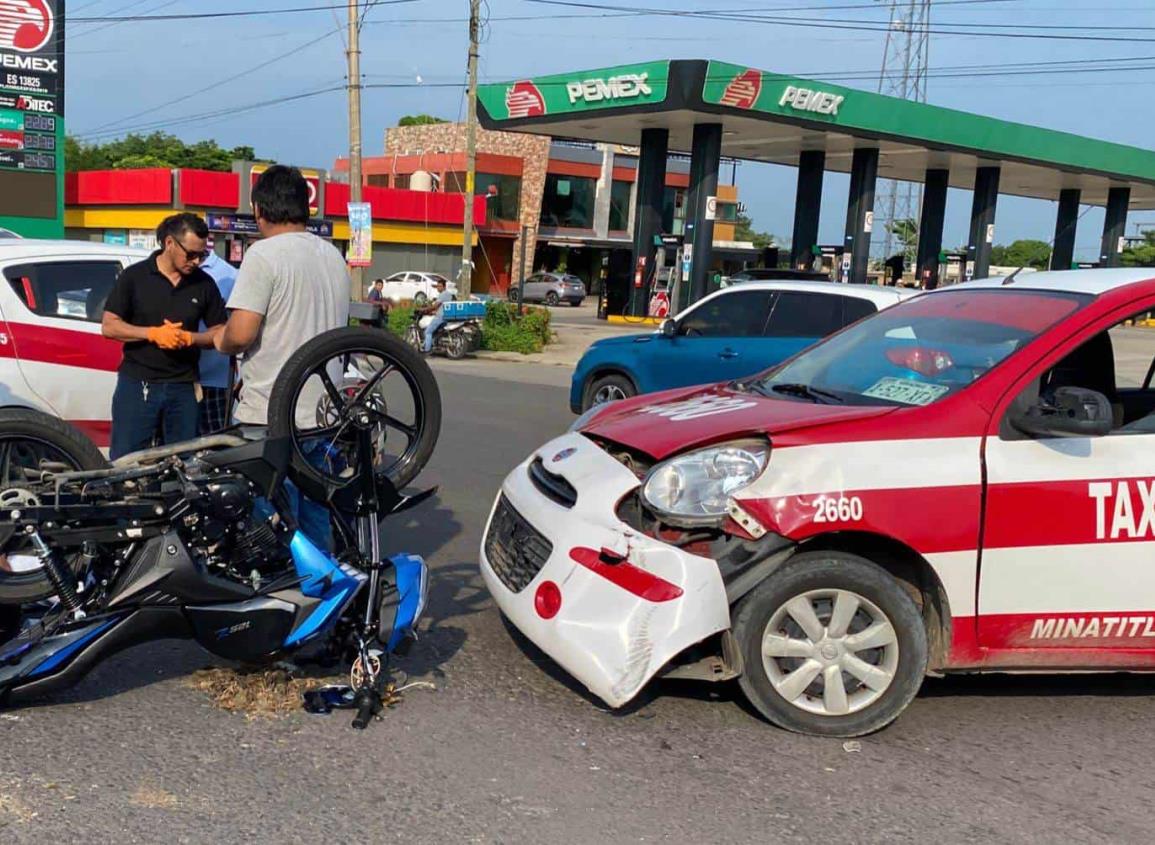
660;319;677;339
1009;387;1113;438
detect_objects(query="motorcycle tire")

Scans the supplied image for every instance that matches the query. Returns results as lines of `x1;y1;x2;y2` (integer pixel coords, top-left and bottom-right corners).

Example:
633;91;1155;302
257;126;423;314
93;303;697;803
445;332;469;360
0;408;108;605
267;326;442;490
404;324;422;351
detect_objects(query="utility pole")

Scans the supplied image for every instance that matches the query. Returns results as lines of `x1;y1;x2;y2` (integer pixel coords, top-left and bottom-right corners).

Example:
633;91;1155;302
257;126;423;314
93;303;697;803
347;0;364;294
460;0;480;295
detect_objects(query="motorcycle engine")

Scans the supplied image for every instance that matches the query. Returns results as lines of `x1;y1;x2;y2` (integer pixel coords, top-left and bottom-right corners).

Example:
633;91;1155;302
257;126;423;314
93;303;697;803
179;474;290;581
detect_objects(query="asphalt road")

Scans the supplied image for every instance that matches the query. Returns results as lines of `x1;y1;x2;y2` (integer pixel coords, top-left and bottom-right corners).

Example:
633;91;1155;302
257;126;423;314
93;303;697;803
4;358;1155;844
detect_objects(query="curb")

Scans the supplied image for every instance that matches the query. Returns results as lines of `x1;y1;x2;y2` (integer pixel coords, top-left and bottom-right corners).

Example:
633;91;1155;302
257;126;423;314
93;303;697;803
607;315;664;327
471;350;577;368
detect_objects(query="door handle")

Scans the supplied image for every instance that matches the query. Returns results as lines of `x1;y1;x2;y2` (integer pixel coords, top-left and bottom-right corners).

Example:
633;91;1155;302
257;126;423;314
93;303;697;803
719;348;740;359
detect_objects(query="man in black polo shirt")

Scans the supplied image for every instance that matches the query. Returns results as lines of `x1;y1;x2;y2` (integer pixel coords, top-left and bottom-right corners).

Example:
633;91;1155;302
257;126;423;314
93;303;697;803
102;213;227;459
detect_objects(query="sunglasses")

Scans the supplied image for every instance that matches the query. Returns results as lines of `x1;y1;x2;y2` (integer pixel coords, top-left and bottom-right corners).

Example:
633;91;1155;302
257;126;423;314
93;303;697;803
170;237;211;263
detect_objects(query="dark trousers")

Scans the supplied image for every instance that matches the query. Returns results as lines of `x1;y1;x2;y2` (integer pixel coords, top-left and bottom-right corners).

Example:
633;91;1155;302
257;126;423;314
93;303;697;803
110;376;198;460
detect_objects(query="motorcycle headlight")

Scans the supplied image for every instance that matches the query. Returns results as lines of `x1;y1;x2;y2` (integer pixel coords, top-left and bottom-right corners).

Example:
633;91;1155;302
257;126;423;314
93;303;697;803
641;439;769;525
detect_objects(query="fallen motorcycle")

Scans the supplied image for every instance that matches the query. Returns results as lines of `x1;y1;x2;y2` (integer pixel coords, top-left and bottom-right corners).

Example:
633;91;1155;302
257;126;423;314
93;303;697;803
0;327;441;728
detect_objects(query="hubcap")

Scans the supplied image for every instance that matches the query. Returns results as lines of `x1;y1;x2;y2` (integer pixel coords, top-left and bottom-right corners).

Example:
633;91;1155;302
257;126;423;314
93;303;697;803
761;588;899;717
593;384;627;404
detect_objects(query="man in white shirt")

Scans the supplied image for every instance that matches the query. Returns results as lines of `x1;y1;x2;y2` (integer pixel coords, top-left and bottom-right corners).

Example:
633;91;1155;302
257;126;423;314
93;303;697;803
422;278;454;353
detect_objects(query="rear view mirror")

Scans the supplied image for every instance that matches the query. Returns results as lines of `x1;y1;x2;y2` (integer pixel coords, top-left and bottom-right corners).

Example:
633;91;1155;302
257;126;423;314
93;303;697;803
1009;387;1113;438
660;319;677;338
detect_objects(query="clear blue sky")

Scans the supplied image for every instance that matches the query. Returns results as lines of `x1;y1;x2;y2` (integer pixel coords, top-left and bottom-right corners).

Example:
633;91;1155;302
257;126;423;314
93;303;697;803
66;0;1155;261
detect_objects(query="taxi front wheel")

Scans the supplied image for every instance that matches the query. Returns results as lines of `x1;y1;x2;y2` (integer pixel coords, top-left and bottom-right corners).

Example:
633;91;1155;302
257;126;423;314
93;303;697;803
732;551;928;737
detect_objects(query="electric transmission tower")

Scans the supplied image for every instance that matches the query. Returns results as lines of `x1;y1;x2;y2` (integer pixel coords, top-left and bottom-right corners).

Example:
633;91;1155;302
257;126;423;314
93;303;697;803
875;0;931;267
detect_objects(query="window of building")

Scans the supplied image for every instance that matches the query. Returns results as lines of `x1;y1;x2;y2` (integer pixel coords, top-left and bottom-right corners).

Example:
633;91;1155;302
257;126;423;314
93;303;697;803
540;173;596;229
367;174;390;188
608;180;632;231
393;173;411;190
476;173;521;222
443;172;521;222
716;201;739;222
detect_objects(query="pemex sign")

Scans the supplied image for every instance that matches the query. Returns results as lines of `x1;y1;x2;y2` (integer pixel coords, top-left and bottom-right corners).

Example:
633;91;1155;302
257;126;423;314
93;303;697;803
480;62;669;121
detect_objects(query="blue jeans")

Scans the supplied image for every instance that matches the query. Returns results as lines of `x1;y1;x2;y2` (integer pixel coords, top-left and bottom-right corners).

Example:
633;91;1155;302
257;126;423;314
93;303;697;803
422;314;445;353
254;439;335;554
110;376;198;460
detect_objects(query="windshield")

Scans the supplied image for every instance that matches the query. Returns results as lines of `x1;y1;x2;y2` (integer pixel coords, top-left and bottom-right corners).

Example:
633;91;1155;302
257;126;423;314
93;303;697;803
749;289;1090;407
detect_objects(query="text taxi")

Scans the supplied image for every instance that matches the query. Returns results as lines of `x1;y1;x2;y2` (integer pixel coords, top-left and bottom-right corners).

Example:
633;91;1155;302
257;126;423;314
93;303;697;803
481;268;1155;736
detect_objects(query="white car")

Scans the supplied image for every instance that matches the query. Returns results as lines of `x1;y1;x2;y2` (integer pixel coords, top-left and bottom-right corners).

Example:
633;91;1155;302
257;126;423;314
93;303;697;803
0;240;152;451
380;271;458;305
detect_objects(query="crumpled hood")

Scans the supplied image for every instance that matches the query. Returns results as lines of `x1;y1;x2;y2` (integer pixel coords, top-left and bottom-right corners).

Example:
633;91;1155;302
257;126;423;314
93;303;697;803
580;383;895;460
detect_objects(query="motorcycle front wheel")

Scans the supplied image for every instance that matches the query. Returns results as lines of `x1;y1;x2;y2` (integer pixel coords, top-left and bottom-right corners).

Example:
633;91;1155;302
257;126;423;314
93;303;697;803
0;408;107;605
267;326;442;491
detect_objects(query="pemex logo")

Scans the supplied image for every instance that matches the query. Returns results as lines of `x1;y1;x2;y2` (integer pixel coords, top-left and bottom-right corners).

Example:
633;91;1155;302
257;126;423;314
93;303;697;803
0;0;54;53
505;80;545;119
719;68;762;110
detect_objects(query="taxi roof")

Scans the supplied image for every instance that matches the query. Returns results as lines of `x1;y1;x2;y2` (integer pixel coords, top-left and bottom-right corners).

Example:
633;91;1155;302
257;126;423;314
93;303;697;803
956;268;1155;296
0;240;152;263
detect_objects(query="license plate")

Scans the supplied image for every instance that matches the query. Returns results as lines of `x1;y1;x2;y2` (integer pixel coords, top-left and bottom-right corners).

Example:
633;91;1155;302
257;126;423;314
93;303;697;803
862;377;950;406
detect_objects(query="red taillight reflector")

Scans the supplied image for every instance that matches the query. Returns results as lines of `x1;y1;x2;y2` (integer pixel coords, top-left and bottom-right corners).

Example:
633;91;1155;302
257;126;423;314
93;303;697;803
534;581;562;619
569;547;684;603
885;346;953;377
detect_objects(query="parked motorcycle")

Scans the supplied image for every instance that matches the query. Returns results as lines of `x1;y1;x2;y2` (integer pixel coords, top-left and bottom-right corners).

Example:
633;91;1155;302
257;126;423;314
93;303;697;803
405;312;482;360
0;327;441;728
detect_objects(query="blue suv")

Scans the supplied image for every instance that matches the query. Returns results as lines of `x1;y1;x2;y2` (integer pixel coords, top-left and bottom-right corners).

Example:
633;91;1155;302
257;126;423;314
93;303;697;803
570;281;910;412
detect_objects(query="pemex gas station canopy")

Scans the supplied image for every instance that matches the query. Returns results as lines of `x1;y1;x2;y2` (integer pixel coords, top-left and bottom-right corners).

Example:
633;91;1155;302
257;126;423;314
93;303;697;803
478;59;1155;209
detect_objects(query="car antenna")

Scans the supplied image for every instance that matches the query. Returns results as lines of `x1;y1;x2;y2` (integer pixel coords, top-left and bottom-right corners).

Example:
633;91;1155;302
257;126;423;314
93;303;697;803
1002;265;1025;286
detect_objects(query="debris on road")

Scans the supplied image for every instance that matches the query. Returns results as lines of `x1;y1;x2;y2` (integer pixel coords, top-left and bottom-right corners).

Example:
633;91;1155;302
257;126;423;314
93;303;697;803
843;741;862;753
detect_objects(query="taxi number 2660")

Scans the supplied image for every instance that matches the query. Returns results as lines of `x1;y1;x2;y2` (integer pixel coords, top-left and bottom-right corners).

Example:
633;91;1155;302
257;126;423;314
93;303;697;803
813;495;864;524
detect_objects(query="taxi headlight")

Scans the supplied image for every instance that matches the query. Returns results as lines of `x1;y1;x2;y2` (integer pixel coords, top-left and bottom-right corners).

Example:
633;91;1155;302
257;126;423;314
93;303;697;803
641;440;769;525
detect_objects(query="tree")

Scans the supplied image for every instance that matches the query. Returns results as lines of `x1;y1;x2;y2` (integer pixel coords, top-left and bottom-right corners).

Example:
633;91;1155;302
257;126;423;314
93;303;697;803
1122;231;1155;267
65;132;259;172
398;114;448;126
734;212;776;250
989;239;1051;269
886;217;918;265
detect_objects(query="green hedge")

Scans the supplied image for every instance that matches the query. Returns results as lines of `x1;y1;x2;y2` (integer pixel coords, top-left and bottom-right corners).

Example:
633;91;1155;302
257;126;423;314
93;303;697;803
382;300;552;355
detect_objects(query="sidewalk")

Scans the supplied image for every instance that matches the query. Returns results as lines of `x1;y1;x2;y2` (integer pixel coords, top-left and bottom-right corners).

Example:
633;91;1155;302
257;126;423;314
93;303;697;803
475;316;645;368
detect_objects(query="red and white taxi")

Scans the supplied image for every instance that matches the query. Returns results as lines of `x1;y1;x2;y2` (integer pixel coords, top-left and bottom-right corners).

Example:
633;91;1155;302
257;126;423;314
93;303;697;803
0;240;151;449
482;268;1155;736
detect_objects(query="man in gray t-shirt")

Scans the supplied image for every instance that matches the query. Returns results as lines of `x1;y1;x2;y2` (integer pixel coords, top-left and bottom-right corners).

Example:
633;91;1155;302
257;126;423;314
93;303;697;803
216;171;350;425
215;165;350;550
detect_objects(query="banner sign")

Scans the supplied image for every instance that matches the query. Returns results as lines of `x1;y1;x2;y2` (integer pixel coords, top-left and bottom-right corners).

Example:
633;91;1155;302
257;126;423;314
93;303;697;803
346;202;372;267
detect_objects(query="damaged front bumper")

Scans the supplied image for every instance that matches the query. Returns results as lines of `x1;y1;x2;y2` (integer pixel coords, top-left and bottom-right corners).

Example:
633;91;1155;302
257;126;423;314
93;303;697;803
480;432;732;708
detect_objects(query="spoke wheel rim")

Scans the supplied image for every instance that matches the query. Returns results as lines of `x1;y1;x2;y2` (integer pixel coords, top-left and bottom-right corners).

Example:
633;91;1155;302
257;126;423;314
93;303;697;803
761;588;899;717
593;384;627;404
287;346;427;485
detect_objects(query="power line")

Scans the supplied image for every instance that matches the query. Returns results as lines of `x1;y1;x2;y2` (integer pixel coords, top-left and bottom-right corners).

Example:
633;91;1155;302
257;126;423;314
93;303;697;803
522;0;1155;43
68;0;416;22
78;27;345;136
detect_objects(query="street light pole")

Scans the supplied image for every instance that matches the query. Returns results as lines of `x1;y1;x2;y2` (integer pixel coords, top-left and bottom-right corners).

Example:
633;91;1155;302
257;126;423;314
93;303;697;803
460;0;480;296
347;0;364;295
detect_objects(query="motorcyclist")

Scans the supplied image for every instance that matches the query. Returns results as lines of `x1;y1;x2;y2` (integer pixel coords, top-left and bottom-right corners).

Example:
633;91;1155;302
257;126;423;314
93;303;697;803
419;278;454;354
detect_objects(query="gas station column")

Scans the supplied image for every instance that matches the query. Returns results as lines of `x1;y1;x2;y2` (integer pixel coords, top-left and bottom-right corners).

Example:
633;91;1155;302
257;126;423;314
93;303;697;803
628;128;669;317
966;166;1000;280
915;168;949;289
685;123;723;305
791;150;825;270
1050;188;1080;271
1100;186;1130;268
842;148;879;286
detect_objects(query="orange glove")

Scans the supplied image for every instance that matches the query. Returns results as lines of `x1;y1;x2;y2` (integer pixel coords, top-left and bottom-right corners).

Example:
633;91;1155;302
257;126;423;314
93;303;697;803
146;320;192;350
